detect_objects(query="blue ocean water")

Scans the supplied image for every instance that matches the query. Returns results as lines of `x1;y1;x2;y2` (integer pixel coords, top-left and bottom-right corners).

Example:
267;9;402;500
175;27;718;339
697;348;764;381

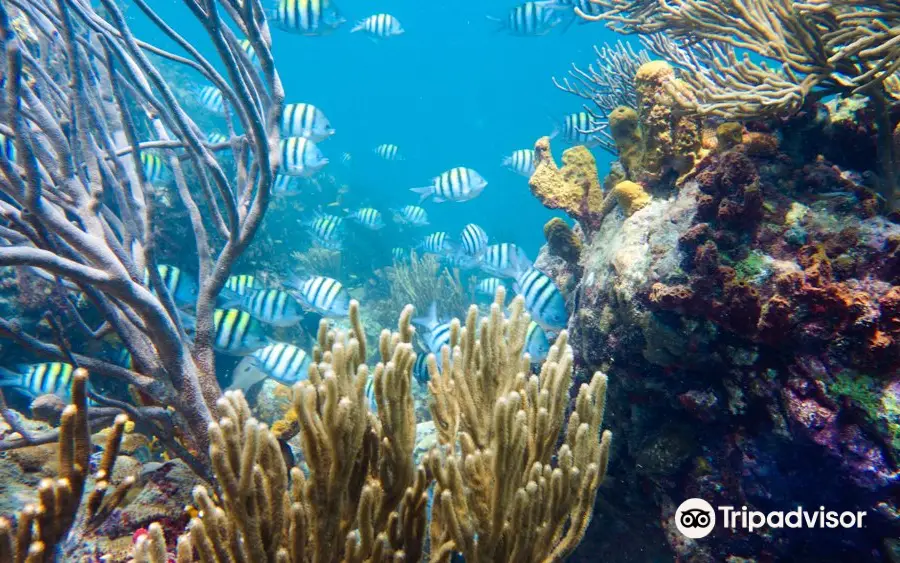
135;0;619;254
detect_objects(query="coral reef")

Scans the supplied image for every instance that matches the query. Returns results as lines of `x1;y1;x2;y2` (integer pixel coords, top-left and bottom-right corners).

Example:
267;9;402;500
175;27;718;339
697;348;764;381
632;61;704;182
529;136;606;235
600;180;652;218
136;293;611;562
383;251;467;323
543;217;583;264
0;370;132;562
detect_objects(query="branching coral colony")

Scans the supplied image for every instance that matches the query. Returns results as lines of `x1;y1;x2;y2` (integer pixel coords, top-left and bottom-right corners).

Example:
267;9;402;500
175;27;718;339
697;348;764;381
570;0;900;208
131;291;612;562
0;0;282;476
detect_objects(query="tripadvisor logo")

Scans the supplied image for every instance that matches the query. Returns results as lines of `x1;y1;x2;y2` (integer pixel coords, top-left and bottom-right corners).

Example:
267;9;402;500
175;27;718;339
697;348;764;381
675;498;867;539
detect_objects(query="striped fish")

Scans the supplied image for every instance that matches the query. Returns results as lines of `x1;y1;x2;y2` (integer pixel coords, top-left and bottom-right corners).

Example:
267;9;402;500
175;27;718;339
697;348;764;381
411;167;488;203
305;213;344;248
237;288;304;326
250;343;311;385
460;223;489;255
0;362;75;400
213;308;269;355
475;277;505;299
364;374;378;412
351;13;404;38
393;205;428;227
140;153;172;186
273;0;346;35
374;143;402;161
349;208;385;230
207;132;228;145
513;268;568;331
412;302;453;356
281;103;334;143
502;149;536;177
419;232;451;254
225;274;261;296
561;111;604;147
198;86;225;114
0;133;15;162
391;247;407;261
479;243;532;278
289;275;351;317
553;0;602;18
524;321;550;362
412;353;437;385
279;137;328;177
341;152;352;164
273;174;303;197
239;39;259;65
492;1;562;35
143;264;198;307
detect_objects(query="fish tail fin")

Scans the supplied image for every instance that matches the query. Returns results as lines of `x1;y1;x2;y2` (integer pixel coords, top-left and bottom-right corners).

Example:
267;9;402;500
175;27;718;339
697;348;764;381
0;366;21;384
412;301;438;330
410;185;433;203
501;155;512;167
350;20;365;33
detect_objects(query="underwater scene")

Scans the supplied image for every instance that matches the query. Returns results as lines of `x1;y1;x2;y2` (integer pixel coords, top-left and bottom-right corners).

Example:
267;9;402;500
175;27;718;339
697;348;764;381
0;0;899;561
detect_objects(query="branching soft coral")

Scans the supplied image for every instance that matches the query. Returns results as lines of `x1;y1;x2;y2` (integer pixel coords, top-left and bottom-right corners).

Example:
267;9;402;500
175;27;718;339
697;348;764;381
137;292;612;562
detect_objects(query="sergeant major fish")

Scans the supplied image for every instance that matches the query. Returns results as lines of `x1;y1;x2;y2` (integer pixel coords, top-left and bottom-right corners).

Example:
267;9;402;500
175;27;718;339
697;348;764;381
288;275;351;317
228;342;311;391
349;208;385;230
234;288;304;327
460;223;489;256
213;308;269;355
273;0;346;36
412;302;453;356
513;267;568;331
524;321;551;362
304;213;344;249
375;143;403;161
410;167;487;203
503;149;536;177
281;103;334;143
0;362;76;400
279;137;329;177
225;274;261;296
490;1;562;36
392;205;429;227
419;232;452;254
351;13;404;38
198;86;225;114
479;243;532;278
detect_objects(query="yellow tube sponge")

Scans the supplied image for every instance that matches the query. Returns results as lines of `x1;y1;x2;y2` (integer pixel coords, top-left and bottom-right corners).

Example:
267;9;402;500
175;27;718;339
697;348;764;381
634;60;703;182
609;105;643;176
529;136;605;232
600;180;652;218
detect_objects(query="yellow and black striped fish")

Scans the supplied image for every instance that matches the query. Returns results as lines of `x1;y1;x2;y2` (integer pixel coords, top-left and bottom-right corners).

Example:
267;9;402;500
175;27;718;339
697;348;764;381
225;274;261;296
237;288;304;327
273;0;346;36
140;153;172;186
213;308;269;355
0;362;76;400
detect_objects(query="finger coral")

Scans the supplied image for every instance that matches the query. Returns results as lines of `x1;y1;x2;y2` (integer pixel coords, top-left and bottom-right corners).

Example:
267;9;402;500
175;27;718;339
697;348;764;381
137;292;612;562
0;369;132;563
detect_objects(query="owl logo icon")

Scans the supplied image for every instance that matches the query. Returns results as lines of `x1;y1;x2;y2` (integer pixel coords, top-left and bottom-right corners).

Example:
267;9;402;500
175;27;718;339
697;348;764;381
675;498;716;539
